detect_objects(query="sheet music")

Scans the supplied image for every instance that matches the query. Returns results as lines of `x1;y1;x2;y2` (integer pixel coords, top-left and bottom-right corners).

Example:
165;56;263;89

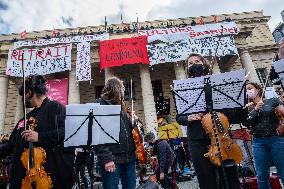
272;59;284;86
173;76;206;114
64;104;121;147
211;69;245;109
173;69;245;114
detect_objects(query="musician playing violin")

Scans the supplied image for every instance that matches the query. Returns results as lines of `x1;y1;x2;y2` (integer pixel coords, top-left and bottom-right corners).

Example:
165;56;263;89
176;53;240;189
246;82;284;189
0;75;74;189
94;77;137;189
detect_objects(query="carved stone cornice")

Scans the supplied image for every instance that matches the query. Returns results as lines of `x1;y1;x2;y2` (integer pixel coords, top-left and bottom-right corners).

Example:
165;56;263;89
246;44;279;52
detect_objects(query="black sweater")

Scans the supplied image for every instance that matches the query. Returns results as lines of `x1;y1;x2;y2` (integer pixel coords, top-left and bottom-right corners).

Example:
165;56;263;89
154;140;175;172
0;98;74;189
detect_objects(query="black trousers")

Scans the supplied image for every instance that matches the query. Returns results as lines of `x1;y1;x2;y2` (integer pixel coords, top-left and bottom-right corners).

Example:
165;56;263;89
189;140;240;189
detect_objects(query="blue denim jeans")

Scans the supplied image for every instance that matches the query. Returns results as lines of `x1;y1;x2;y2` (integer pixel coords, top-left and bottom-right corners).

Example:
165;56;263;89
100;160;136;189
252;136;284;189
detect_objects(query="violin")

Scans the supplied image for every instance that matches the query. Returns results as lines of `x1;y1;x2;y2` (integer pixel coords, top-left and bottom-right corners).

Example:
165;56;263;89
126;107;147;164
21;117;52;189
201;112;243;167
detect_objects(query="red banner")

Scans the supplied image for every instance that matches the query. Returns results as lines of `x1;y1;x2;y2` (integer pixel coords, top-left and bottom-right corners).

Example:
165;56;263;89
46;78;69;106
99;36;150;70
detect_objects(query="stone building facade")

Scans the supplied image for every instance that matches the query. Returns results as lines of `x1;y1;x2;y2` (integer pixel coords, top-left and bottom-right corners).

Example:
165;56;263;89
0;10;278;135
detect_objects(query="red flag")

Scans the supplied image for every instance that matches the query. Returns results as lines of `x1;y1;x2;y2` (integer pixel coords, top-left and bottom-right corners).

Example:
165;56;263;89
198;17;204;25
99;36;150;70
20;30;27;38
214;15;218;23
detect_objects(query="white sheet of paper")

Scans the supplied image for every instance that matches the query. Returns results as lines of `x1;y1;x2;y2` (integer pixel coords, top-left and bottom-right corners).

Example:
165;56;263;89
181;126;187;137
273;59;284;73
265;87;278;99
173;75;206;114
272;59;284;86
173;69;245;114
211;69;245;109
64;104;121;147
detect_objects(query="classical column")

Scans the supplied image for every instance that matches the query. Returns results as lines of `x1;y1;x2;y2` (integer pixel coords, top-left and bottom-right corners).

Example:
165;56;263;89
174;63;187;80
139;64;158;133
0;70;8;133
14;94;24;124
239;49;260;83
105;68;114;83
68;66;80;104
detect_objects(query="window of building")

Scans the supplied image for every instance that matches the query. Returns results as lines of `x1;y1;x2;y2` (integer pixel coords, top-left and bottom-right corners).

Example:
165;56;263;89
256;68;271;87
152;80;163;100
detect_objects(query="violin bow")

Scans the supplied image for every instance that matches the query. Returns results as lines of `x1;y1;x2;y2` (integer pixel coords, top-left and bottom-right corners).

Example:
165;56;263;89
21;52;27;131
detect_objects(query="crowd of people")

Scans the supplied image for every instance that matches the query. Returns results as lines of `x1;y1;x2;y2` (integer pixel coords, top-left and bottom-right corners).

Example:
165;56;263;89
0;39;284;189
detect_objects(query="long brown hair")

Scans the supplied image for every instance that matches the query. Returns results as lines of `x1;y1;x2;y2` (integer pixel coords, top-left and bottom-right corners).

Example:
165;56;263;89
101;77;125;105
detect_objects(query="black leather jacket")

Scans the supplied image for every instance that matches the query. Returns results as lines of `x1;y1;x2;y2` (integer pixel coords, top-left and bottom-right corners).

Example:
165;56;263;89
247;98;281;137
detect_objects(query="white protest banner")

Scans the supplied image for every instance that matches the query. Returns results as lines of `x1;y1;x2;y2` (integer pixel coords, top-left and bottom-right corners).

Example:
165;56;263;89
76;42;91;81
13;33;109;49
139;22;239;41
6;44;72;77
147;34;238;65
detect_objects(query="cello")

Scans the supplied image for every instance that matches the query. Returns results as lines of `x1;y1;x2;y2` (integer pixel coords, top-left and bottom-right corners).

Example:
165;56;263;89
21;117;52;189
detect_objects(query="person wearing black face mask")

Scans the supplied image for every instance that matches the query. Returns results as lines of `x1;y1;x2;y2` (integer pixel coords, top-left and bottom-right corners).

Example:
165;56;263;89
0;75;75;189
176;54;241;189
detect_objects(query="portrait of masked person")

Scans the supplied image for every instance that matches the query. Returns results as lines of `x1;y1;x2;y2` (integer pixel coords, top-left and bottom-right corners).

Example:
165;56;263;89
0;75;75;189
176;53;241;189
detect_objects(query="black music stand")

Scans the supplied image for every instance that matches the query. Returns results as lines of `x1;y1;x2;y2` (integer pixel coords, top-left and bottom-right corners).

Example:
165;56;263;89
64;104;121;189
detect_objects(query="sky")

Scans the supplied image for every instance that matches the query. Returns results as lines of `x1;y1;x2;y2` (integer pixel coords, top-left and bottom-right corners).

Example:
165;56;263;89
0;0;283;35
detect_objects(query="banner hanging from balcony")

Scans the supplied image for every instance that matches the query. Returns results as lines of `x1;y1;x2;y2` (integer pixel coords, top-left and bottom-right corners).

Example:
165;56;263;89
13;33;109;49
147;34;238;65
139;22;239;42
6;44;72;77
46;78;69;106
99;36;150;70
76;42;91;81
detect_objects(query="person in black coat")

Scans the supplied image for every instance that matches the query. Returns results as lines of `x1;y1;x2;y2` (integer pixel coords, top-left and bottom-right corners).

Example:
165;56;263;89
0;75;74;189
94;77;137;189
